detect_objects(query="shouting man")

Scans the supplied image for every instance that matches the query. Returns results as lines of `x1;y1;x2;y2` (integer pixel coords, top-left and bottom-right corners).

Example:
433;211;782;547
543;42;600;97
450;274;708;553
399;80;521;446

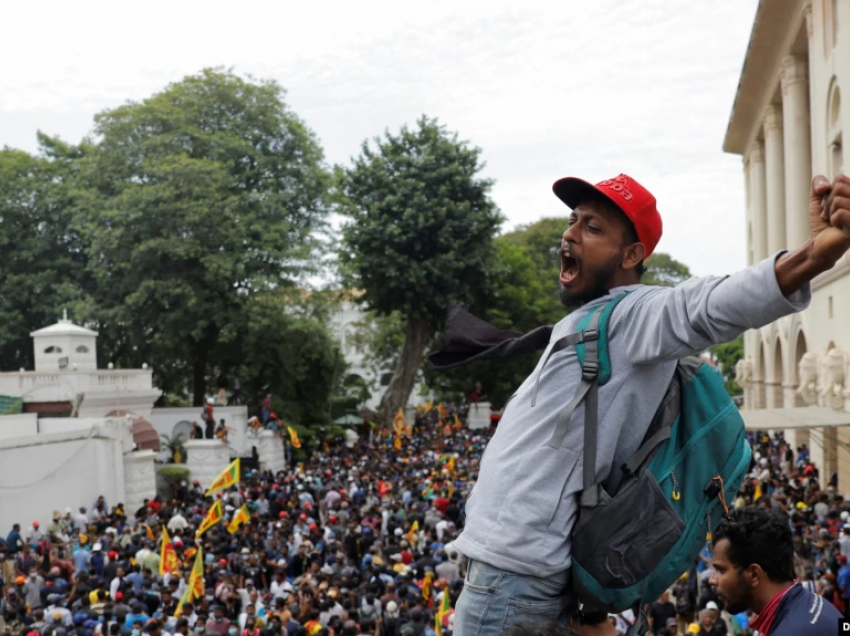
442;173;850;636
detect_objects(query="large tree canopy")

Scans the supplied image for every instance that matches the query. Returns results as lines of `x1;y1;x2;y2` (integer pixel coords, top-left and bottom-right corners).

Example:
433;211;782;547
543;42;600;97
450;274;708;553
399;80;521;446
0;141;89;370
337;116;502;424
74;68;329;404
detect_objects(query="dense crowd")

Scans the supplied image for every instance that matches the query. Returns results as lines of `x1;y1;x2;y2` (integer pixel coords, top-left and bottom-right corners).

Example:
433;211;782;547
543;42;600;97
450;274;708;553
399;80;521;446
3;405;850;636
0;404;481;636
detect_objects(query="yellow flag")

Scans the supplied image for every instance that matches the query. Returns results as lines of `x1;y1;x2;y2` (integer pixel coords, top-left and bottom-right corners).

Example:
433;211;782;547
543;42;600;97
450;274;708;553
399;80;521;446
205;459;240;496
453;414;463;431
159;525;179;575
754;482;763;502
227;505;251;534
393;409;406;437
173;579;193;617
189;546;205;599
406;520;419;545
393;436;402;451
143;524;155;541
196;501;223;537
287;425;302;449
437;403;448;420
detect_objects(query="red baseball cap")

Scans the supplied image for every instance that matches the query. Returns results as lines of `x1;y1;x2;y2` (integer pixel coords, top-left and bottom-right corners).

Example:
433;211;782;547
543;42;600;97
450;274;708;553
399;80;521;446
552;174;663;258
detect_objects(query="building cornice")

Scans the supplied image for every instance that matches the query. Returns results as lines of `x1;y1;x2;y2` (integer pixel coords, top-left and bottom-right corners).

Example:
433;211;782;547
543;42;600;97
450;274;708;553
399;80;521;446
723;0;809;156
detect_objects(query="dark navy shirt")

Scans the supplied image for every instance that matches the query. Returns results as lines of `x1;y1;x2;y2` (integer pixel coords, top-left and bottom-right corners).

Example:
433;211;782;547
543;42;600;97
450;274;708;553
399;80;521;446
768;583;842;636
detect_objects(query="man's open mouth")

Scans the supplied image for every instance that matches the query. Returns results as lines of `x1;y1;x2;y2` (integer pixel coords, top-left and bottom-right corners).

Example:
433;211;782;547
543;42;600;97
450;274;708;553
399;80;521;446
560;244;579;284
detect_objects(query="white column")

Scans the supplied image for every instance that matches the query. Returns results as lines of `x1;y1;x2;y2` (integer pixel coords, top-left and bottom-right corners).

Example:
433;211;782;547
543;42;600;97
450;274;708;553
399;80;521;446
257;430;286;475
123;449;157;515
184;440;231;491
764;105;787;255
744;159;754;266
781;55;813;249
749;141;768;261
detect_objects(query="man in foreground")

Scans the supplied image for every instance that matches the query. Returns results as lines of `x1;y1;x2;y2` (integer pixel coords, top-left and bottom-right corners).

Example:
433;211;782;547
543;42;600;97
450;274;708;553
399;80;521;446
449;172;850;636
710;507;841;635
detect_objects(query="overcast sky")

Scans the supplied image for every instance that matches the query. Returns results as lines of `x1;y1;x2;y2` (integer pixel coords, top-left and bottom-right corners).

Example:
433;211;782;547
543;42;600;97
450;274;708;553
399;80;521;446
1;0;759;276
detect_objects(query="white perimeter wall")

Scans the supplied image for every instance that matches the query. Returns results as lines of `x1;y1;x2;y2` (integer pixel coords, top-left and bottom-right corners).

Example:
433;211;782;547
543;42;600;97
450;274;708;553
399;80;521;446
0;426;128;536
0;413;38;439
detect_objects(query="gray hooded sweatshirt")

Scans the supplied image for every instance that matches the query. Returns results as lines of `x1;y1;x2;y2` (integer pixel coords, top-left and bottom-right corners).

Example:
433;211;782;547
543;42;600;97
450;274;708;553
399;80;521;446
454;254;810;578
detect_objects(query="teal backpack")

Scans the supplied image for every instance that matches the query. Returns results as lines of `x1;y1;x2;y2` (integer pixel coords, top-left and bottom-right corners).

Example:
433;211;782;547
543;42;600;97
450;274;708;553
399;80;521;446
535;293;752;634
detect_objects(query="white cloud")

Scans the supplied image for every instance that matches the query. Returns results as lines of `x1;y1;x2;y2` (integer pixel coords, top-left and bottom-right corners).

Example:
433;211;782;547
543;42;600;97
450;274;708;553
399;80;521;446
0;0;758;276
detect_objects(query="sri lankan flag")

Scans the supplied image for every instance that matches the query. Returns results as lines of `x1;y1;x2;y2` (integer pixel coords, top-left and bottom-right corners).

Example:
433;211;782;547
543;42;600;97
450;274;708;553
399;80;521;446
287;426;301;449
422;571;434;608
754;481;763;502
435;588;452;636
227;505;250;534
188;546;205;599
393;436;402;451
393;409;406;437
196;500;223;537
173;580;194;617
205;459;240;496
406;520;419;545
453;414;463;431
159;525;179;575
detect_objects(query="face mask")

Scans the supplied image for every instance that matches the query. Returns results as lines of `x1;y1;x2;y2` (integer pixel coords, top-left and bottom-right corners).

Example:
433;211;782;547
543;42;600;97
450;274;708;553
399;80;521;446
132;630;141;636
195;628;205;634
228;629;238;635
215;617;223;623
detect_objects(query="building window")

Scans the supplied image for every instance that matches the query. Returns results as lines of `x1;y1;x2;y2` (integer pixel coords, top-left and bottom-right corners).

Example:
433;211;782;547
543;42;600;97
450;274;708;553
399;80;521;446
76;345;89;354
44;346;63;354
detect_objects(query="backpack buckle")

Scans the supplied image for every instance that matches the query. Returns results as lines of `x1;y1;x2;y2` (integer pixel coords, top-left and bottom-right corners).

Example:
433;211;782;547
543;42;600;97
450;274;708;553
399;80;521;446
582;360;599;381
582;328;599;342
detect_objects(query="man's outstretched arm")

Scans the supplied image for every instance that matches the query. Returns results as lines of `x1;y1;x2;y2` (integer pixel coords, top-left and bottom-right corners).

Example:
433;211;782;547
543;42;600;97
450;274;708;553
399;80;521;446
621;175;850;365
776;174;850;296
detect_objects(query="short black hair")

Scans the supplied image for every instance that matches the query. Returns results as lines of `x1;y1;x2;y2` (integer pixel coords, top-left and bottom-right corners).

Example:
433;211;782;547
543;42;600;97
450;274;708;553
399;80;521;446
713;506;795;582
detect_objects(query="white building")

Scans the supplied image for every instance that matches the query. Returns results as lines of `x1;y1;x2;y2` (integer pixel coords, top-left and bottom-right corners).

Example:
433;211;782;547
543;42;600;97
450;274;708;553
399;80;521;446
724;0;850;487
327;297;431;411
0;313;281;535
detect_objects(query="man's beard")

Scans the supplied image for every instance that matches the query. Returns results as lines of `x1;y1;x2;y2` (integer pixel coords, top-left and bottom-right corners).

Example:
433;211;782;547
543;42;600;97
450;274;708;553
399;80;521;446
558;258;621;310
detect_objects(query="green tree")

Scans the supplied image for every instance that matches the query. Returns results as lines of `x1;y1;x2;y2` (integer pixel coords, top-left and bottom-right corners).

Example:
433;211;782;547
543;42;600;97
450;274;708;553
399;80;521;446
712;335;744;396
74;68;329;404
337;116;502;425
0;143;90;370
642;252;693;287
240;294;345;426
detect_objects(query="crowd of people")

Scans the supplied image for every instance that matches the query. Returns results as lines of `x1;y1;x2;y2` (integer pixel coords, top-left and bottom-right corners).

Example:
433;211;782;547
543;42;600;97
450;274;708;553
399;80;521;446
2;401;850;636
0;404;481;636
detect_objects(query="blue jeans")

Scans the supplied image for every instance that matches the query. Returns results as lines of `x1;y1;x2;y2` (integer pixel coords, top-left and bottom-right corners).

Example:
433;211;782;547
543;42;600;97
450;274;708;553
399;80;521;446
454;560;575;636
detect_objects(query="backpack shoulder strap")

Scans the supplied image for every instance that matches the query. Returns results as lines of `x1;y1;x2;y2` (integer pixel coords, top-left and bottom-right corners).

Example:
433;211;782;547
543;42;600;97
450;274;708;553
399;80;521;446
575;292;631;386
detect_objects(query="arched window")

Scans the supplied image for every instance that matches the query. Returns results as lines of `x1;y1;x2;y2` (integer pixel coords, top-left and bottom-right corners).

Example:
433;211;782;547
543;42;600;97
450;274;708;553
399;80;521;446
76;345;89;354
828;79;843;178
44;346;63;354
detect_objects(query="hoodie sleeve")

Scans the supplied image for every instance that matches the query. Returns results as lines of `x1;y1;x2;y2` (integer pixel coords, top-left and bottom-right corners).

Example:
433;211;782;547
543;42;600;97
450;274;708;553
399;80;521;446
619;253;811;365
